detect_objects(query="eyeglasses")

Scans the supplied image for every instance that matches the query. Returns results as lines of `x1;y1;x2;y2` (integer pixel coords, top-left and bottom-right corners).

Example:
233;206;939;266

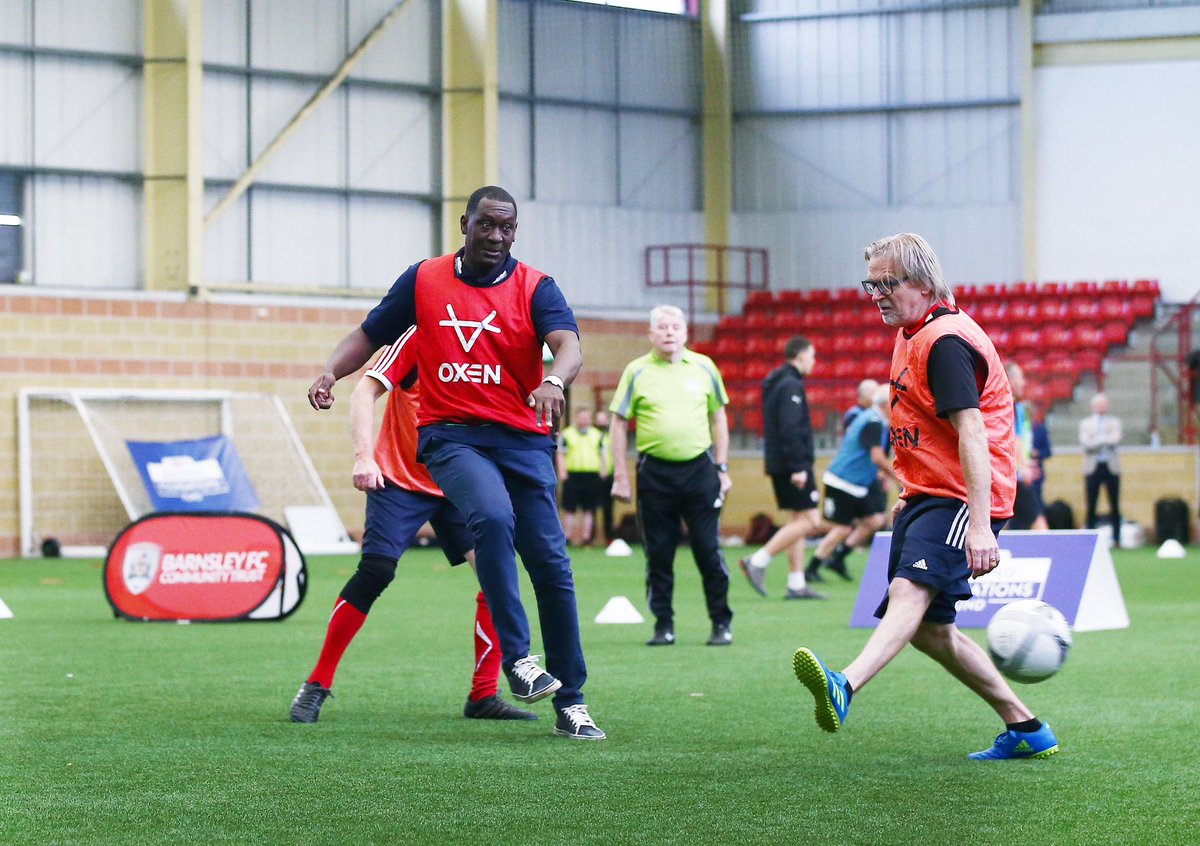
860;277;908;296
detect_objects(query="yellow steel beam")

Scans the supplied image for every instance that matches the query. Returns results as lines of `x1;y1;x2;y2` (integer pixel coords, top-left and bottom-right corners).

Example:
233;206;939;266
441;0;498;252
144;0;203;291
1035;34;1200;66
702;0;732;310
204;0;410;231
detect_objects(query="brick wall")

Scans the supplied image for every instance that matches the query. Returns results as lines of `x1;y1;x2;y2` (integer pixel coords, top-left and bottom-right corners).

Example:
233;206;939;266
0;289;650;556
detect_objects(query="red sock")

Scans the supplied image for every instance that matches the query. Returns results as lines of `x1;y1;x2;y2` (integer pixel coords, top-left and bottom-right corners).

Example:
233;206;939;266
307;597;367;689
469;590;502;702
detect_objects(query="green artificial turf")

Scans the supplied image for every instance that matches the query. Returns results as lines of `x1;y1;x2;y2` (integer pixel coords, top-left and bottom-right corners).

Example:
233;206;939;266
2;545;1197;845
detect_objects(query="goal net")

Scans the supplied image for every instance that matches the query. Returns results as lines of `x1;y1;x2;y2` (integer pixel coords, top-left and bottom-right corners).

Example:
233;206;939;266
18;388;356;558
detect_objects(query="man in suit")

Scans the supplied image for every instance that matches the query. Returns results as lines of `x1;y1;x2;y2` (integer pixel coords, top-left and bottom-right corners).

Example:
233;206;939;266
1079;392;1122;543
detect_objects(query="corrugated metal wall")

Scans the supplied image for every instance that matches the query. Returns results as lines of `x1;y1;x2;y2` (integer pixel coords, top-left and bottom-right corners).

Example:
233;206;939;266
497;0;702;312
731;0;1023;289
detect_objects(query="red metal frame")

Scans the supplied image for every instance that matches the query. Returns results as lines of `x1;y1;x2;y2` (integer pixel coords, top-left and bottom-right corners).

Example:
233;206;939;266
644;244;770;321
1147;293;1199;444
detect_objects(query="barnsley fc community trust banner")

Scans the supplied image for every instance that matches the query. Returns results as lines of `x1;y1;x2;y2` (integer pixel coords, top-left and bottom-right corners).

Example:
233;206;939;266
105;513;307;622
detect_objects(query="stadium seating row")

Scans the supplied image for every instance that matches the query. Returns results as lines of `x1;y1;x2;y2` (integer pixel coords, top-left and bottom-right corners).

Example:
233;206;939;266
694;279;1160;436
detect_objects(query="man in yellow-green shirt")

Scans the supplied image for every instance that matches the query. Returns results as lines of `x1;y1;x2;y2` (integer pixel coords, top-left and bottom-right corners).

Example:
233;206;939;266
609;305;734;648
557;407;608;546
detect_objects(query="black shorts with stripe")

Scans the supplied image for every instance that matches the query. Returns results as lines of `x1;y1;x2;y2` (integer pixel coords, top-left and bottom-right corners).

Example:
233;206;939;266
874;495;1007;625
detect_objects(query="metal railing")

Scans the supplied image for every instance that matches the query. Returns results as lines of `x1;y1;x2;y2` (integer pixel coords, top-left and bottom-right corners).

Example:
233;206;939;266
644;244;769;321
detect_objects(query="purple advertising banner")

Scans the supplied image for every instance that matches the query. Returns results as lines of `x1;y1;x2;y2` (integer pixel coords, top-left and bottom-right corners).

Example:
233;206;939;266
850;530;1128;631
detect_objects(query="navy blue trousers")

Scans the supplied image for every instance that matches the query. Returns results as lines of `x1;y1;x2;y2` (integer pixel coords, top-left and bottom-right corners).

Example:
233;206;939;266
420;438;586;708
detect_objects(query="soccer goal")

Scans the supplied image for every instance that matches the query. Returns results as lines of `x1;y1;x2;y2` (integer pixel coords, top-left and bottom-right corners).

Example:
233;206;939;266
18;388;357;558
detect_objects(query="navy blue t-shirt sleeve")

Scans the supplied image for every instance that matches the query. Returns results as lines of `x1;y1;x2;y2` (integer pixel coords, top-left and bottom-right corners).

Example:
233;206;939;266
857;420;884;451
927;335;984;418
531;277;579;339
360;261;421;346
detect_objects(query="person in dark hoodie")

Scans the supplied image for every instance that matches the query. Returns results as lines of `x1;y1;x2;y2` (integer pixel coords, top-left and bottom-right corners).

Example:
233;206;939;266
738;336;826;600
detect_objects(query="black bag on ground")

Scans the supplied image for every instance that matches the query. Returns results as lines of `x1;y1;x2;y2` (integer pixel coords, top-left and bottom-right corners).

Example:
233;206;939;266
1045;499;1075;530
1154;497;1190;544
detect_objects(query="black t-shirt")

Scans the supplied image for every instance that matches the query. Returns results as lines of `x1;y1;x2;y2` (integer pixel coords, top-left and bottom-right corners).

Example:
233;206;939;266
927;335;984;418
857;419;884;451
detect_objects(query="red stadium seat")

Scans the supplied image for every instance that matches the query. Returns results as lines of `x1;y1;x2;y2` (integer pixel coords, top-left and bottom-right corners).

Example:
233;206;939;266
746;290;774;309
778;290;804;305
1101;320;1128;346
1036;301;1069;324
1039;325;1072;350
1007;301;1037;323
976;302;1006;323
1066;298;1099;324
720;314;747;332
1102;279;1128;294
1070;326;1104;351
746;312;772;330
1012;327;1041;350
1098;295;1130;321
741;408;763;435
1070;280;1099;295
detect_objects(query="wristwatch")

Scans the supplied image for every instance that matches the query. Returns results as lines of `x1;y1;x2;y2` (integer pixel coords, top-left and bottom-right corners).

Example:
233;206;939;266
716;462;729;473
541;374;565;391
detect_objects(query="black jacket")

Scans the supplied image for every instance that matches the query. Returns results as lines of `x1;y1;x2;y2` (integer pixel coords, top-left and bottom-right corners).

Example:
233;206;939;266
762;363;814;476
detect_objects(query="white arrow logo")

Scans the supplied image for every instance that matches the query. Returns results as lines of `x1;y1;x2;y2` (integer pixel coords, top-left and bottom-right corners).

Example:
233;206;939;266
439;304;502;352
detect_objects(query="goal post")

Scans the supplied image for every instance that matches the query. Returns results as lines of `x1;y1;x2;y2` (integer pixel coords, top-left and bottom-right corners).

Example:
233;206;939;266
17;388;357;558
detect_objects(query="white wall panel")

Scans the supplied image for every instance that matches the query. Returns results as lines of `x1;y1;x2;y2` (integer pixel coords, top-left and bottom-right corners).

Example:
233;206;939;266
34;0;141;54
204;0;248;65
34;58;140;172
893;9;1017;103
0;1;32;43
347;88;434;193
250;79;345;187
352;0;438;85
498;0;532;96
30;174;140;288
735;18;886;111
0;55;32;166
347;196;435;289
203;73;248;180
251;0;345;73
250;190;345;287
533;3;617;103
516;201;703;312
203;186;248;283
534;105;617;205
1035;60;1200;303
618;14;698;110
498;99;533;200
891;108;1017;206
732;204;1021;293
734;116;889;211
618;113;697;210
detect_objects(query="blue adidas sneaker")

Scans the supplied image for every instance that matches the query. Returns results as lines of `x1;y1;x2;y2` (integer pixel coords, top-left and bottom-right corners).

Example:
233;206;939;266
969;723;1059;760
792;647;850;733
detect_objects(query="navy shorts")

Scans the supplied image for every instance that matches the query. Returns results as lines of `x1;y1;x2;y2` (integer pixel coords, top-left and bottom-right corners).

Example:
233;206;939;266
874;496;1007;625
772;473;820;512
361;483;474;565
822;481;887;525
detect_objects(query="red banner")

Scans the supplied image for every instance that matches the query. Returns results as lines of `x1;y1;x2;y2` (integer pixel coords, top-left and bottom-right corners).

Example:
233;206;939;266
104;513;307;622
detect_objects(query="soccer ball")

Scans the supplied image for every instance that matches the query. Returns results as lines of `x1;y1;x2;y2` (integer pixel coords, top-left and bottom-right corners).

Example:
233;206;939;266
985;600;1072;684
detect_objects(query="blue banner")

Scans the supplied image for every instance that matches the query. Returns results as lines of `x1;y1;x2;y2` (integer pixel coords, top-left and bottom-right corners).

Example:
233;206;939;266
126;435;260;512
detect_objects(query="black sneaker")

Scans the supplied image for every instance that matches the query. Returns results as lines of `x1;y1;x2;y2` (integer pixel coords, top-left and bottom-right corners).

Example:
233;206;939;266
826;556;853;581
706;622;733;646
553;703;606;740
463;694;539;721
289;681;333;723
785;586;827;600
505;655;562;704
804;555;826;583
646;622;675;646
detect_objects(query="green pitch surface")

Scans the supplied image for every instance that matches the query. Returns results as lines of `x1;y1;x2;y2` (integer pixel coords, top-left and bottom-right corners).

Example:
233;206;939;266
3;546;1197;845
